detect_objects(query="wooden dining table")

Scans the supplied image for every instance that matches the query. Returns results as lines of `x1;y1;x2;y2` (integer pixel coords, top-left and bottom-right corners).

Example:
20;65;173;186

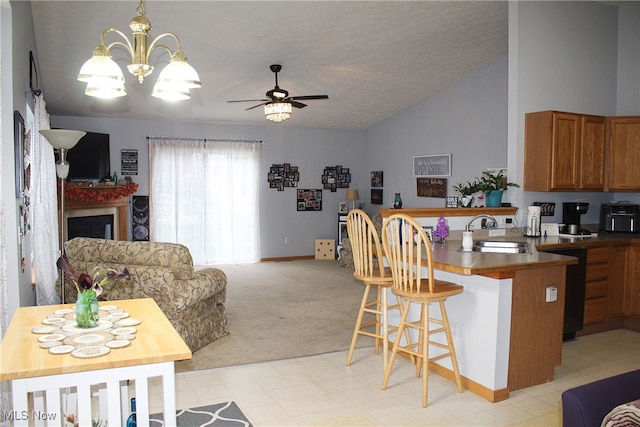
0;298;191;426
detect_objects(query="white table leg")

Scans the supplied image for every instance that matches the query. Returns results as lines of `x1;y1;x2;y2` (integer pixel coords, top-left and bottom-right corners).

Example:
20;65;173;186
161;362;177;426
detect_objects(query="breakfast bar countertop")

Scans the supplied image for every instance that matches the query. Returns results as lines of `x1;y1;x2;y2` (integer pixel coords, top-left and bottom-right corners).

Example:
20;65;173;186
426;236;577;279
420;227;640;279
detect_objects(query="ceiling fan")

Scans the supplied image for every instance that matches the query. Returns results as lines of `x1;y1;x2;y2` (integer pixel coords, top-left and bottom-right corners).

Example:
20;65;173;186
227;64;328;120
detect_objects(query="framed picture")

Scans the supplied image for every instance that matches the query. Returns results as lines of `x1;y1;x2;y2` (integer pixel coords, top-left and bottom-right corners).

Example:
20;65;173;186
338;202;348;213
14;111;25;197
322;165;351;192
297;189;323;211
413;153;451;177
371;189;383;205
371;171;383;187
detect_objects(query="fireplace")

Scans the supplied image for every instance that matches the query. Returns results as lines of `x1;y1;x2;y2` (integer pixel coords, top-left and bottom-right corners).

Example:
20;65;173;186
65;207;119;241
58;197;129;250
68;214;114;240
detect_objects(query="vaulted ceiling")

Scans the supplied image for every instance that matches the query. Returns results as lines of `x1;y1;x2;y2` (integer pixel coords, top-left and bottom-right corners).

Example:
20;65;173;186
30;1;508;130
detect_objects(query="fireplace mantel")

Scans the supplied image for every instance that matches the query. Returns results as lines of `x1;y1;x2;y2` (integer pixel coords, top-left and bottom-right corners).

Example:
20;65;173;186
59;197;128;246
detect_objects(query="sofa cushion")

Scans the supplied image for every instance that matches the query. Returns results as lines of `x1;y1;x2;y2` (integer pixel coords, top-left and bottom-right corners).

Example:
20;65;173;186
602;398;640;427
561;369;640;427
65;237;195;280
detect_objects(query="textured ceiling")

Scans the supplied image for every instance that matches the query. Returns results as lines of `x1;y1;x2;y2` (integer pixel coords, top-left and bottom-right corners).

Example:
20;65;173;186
30;1;508;130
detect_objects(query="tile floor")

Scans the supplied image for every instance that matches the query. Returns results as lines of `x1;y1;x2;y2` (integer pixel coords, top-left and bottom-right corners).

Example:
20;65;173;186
149;329;639;426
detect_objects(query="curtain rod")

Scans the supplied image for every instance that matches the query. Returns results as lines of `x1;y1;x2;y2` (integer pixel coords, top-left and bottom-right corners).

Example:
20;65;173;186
146;136;262;143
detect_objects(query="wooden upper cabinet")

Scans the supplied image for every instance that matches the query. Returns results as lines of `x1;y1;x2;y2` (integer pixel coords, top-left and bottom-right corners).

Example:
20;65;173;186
579;115;606;190
524;111;605;191
606;117;640;191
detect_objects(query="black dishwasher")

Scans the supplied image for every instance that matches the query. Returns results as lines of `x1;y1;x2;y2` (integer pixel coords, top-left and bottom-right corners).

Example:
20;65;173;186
540;247;587;341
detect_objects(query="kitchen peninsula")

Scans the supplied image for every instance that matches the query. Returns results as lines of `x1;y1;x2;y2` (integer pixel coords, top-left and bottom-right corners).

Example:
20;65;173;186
380;208;578;402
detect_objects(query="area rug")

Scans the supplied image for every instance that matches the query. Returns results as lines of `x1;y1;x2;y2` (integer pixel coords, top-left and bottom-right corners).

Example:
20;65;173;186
176;259;373;372
150;401;252;426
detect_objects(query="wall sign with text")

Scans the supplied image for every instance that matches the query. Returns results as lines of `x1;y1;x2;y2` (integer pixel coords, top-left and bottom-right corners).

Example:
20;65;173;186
413;154;451;177
121;149;138;175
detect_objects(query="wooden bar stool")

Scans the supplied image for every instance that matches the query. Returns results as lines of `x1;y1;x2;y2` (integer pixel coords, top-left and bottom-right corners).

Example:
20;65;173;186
345;209;399;371
381;213;464;407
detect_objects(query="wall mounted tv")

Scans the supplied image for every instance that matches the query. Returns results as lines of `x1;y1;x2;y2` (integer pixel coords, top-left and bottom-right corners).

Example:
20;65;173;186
58;131;110;181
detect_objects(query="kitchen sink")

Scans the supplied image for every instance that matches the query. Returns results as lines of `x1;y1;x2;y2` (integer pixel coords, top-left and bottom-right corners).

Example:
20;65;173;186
467;240;532;254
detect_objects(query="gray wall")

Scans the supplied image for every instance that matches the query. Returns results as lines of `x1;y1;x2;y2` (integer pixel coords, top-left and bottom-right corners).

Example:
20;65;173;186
52;116;364;259
508;1;639;227
6;0;38;311
364;55;508;211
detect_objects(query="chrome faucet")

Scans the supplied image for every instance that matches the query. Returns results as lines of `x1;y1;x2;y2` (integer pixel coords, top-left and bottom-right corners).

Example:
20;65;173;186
465;214;498;232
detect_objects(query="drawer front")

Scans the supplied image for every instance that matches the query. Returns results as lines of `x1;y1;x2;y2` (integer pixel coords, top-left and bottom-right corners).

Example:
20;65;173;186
586;263;609;282
584;297;607;324
587;247;610;264
585;280;608;299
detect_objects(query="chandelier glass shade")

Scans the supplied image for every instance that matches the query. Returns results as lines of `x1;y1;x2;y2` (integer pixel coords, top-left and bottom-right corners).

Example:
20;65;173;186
77;0;200;101
264;102;292;123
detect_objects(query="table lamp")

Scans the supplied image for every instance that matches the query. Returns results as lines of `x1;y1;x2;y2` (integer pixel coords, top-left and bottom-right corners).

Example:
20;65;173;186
40;129;86;303
346;189;360;211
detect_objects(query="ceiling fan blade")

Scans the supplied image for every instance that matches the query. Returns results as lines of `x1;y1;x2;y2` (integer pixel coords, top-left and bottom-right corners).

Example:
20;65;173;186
289;95;329;101
227;99;269;103
245;102;269;111
289;101;307;109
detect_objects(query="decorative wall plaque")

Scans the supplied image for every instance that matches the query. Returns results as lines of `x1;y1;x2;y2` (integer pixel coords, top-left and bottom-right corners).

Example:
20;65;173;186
416;177;447;198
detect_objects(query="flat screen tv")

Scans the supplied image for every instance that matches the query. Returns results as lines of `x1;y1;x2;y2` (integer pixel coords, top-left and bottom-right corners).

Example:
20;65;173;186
59;131;111;181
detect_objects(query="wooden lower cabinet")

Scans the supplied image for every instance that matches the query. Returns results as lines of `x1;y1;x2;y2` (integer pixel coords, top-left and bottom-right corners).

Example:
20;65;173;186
584;247;610;325
509;266;565;391
627;244;640;318
608;246;629;319
578;243;636;335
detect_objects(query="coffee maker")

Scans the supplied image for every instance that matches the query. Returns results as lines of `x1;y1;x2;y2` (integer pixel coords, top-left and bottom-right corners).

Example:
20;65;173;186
563;202;590;235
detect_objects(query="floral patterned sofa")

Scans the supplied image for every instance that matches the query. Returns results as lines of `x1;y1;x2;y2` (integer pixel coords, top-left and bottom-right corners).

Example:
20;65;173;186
338;213;383;269
60;237;229;352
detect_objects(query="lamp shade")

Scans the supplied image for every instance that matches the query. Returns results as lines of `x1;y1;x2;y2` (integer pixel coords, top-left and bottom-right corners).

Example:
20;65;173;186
39;130;86;150
345;189;360;201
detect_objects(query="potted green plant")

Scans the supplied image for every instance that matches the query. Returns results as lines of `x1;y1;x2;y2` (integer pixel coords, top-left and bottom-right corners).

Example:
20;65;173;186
478;169;520;207
453;179;481;208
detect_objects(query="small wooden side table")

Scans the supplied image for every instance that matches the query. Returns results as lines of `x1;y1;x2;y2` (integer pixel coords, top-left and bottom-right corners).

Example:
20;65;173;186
0;298;191;426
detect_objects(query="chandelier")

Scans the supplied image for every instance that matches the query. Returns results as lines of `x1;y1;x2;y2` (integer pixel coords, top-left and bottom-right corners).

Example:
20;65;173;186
264;102;292;123
77;0;201;101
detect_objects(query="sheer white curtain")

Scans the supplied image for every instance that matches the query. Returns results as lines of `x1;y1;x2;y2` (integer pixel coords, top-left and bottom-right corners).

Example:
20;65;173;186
32;95;60;304
148;137;261;264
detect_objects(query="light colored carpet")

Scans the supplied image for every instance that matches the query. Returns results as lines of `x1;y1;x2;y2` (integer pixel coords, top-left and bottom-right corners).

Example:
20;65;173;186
176;259;374;373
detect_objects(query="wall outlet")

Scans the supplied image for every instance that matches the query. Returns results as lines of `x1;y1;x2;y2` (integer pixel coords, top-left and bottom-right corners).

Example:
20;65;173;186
284;236;290;245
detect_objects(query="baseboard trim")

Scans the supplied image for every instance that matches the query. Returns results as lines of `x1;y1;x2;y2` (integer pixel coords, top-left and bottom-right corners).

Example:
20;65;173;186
390;346;510;403
429;362;510;403
260;255;316;262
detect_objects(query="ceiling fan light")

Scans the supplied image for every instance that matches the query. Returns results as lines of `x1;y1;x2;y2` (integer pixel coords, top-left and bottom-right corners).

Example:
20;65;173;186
264;102;292;123
151;79;191;101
